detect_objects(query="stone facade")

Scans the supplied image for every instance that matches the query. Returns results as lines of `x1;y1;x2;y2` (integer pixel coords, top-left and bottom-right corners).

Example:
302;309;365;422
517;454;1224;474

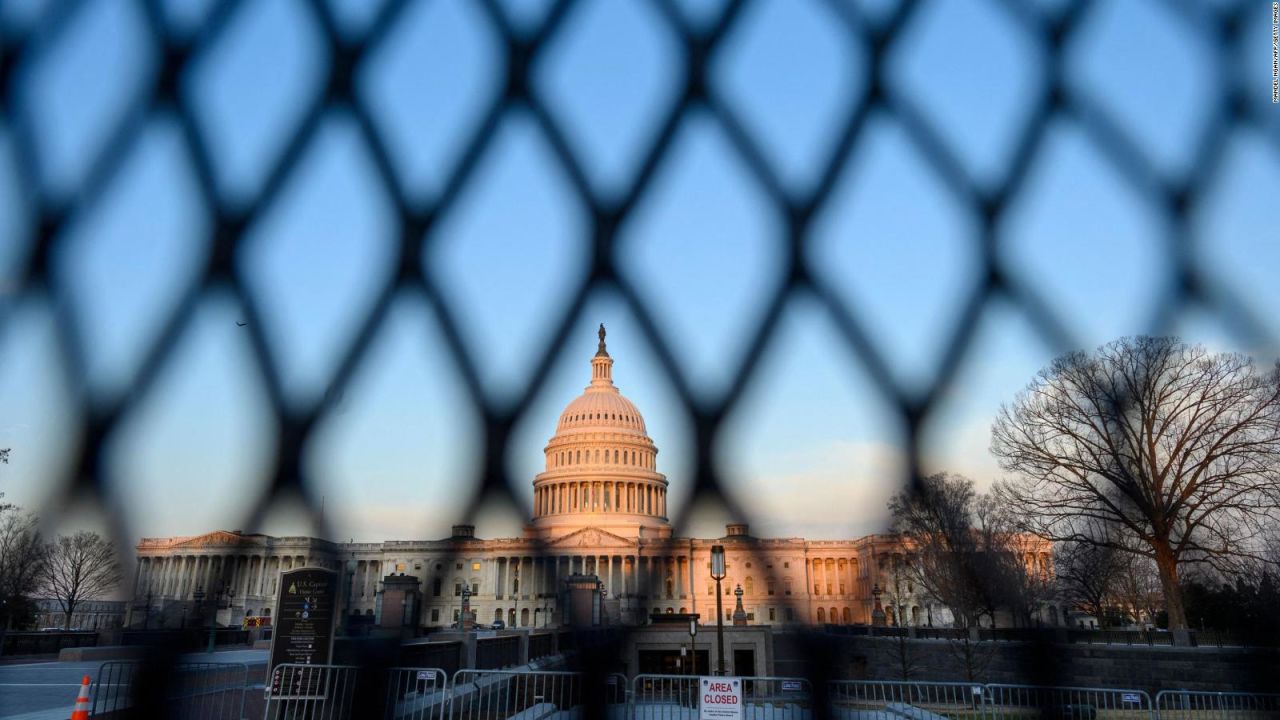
34;597;126;630
127;329;1056;632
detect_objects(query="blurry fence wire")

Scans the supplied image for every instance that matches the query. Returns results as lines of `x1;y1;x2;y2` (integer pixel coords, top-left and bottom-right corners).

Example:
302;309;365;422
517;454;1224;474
1;0;1279;714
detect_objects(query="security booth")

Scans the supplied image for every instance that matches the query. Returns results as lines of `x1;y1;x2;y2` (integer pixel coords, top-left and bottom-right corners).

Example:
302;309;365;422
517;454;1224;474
376;574;422;629
561;574;603;626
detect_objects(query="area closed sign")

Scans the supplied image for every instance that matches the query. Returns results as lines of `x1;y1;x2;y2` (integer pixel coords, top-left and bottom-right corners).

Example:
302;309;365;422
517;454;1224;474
700;677;743;720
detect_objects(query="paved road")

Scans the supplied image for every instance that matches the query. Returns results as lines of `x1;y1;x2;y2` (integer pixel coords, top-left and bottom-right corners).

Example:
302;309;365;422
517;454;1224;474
0;649;267;719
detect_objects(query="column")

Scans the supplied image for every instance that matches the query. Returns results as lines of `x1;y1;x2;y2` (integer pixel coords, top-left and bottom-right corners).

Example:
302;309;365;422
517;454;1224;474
676;556;685;598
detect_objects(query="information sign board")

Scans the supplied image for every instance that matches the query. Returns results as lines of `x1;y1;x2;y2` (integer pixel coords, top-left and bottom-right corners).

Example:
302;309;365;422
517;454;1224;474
266;567;339;699
700;677;743;720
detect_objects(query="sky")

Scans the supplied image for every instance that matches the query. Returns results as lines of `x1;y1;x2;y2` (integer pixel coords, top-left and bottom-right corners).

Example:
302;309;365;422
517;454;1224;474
0;0;1278;546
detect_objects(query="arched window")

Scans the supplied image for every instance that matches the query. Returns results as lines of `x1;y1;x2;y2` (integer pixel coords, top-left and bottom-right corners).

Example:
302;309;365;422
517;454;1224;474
816;608;825;623
842;607;852;624
521;608;530;627
614;449;619;463
495;608;503;621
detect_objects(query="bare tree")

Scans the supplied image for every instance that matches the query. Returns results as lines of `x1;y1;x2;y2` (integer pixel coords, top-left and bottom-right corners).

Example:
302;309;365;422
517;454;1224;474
992;337;1280;630
43;532;123;630
888;473;1046;628
0;504;45;630
1054;540;1126;627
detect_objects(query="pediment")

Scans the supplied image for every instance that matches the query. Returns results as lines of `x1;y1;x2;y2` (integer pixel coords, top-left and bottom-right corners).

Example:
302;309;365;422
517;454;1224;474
172;531;257;549
549;527;635;548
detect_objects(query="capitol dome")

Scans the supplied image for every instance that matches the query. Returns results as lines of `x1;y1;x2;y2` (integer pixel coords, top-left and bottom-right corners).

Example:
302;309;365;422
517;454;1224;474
530;325;670;539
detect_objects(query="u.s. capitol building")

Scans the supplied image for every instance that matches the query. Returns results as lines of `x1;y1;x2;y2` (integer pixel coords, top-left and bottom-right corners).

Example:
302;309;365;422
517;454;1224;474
128;327;1049;631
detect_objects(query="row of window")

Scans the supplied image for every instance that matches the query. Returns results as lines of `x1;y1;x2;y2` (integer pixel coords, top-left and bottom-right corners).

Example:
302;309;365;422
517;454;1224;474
563;411;639;426
551;447;654;469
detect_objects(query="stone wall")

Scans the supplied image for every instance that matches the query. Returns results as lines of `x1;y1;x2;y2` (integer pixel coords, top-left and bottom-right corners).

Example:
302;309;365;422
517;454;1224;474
772;633;1280;694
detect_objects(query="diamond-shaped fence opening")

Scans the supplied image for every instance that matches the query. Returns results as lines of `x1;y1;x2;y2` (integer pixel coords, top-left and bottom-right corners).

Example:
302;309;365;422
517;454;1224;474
1;0;1278;715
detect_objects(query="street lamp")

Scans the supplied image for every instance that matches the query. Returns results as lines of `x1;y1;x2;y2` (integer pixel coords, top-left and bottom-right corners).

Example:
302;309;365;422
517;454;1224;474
345;554;357;634
710;544;726;676
871;583;886;627
688;616;698;677
192;585;205;636
512;564;520;628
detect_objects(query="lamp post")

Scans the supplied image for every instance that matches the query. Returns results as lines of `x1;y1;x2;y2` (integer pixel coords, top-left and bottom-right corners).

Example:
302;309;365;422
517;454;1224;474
192;585;205;637
871;583;886;628
689;616;698;677
345;554;357;634
710;544;726;676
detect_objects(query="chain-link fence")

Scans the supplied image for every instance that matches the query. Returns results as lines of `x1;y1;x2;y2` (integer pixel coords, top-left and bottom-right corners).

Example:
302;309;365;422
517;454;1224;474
1;0;1279;716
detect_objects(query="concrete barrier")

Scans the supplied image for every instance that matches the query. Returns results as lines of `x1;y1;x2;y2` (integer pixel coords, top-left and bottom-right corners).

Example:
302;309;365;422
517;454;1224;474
58;645;149;662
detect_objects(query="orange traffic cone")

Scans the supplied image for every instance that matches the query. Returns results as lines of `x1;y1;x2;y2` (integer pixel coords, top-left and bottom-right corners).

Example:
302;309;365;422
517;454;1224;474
69;675;91;720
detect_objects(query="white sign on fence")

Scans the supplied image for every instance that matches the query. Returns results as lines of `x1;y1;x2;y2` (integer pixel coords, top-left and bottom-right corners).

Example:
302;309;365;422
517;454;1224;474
1122;693;1142;704
700;677;743;720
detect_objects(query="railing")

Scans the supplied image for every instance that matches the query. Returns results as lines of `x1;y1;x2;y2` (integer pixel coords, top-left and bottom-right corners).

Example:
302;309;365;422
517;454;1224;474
986;684;1153;720
0;630;98;655
403;640;465;677
92;660;248;719
120;628;252;650
1155;690;1280;720
475;635;521;669
830;680;984;719
264;663;360;720
819;625;1259;648
527;631;555;662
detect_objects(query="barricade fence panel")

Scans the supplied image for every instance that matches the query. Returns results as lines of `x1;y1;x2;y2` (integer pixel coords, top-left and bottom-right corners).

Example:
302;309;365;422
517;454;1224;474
1154;691;1280;720
386;667;450;720
92;660;249;720
829;680;984;719
985;684;1153;720
449;669;585;720
632;674;812;720
264;663;361;720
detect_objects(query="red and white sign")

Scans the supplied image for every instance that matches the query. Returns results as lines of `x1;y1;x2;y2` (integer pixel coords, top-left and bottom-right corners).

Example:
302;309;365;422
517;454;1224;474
700;677;743;720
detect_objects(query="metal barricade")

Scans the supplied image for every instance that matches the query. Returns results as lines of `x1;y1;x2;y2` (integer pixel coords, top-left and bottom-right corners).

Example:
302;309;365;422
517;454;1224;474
264;664;361;720
986;684;1153;720
630;675;701;720
597;672;632;720
386;667;450;720
1155;690;1280;720
92;660;249;719
631;674;812;720
828;680;984;720
448;669;583;720
741;677;812;720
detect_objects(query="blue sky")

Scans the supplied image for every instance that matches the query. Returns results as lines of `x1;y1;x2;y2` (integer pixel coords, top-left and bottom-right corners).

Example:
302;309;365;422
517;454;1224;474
0;0;1278;543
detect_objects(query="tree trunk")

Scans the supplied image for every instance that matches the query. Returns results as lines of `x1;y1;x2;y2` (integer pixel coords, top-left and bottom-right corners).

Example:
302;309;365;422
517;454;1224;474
1152;542;1186;630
